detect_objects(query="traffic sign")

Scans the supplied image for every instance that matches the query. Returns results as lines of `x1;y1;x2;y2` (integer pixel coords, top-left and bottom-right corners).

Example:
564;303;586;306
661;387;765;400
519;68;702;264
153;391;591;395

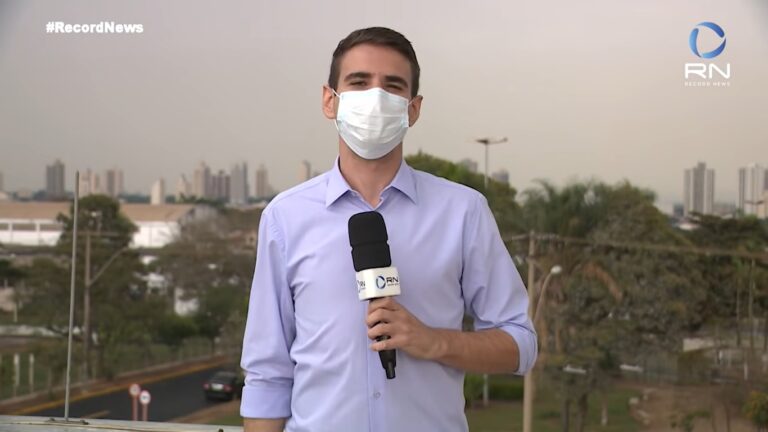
129;383;141;397
139;389;151;405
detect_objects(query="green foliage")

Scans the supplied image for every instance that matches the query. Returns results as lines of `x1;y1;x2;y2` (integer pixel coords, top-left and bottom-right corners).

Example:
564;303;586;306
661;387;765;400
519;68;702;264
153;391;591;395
405;151;521;235
670;410;710;432
488;377;524;401
744;391;768;431
463;373;484;408
154;313;197;351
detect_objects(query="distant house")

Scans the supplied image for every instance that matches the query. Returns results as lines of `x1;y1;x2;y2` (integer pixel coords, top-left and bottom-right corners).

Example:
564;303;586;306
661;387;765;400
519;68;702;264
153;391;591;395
0;201;215;249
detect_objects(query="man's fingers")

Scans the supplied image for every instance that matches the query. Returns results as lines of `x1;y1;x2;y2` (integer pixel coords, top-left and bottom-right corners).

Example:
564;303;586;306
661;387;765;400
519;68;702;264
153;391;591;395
367;322;394;340
367;297;398;314
366;308;395;328
371;335;403;352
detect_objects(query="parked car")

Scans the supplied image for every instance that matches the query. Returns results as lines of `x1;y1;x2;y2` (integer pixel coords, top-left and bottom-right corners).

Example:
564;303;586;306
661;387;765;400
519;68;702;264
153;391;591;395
203;370;244;401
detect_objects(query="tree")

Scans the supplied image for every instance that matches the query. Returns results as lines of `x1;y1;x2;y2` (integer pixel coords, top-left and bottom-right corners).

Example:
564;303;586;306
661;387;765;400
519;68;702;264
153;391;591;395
20;195;157;379
405;151;522;235
523;180;706;430
154;208;257;355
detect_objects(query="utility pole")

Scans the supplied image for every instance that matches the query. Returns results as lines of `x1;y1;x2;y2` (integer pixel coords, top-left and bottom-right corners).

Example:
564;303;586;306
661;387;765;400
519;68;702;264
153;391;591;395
522;231;536;432
83;230;91;380
475;137;507;189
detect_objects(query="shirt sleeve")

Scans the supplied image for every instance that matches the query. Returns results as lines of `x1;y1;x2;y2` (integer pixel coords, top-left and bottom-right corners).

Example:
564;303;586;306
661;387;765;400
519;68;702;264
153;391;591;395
240;206;296;419
460;193;538;375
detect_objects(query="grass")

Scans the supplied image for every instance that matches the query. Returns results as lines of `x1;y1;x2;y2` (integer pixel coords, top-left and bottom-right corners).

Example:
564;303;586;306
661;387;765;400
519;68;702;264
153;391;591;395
209;383;640;431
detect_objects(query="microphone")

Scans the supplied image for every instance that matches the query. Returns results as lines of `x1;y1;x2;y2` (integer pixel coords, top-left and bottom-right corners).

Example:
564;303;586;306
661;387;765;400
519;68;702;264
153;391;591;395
348;211;400;379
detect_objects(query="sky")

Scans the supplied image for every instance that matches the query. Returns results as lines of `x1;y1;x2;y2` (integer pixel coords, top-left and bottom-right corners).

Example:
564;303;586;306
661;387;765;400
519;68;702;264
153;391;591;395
1;0;766;210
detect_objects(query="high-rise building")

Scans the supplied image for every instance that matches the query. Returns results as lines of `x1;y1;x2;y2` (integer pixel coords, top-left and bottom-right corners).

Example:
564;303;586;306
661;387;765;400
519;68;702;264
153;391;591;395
210;170;231;202
90;171;102;195
458;158;478;173
45;159;66;200
230;162;248;205
738;164;767;217
683;162;715;216
255;165;270;198
193;162;211;199
299;160;312;183
151;178;166;205
78;169;91;196
175;175;192;200
491;169;510;185
104;168;124;198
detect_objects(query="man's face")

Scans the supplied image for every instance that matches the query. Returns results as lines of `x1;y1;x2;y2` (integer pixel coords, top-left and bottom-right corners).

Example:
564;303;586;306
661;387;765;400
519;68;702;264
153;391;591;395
323;43;422;127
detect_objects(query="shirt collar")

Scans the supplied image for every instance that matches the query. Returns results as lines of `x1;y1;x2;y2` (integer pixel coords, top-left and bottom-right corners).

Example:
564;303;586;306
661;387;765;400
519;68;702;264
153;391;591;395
325;157;418;208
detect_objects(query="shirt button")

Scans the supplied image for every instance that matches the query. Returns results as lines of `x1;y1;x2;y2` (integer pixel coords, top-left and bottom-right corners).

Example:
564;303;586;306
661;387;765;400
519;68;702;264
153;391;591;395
373;391;381;399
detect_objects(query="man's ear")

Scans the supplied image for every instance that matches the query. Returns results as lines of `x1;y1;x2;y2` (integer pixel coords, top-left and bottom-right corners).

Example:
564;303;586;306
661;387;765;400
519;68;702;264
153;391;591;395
408;95;423;127
322;85;338;120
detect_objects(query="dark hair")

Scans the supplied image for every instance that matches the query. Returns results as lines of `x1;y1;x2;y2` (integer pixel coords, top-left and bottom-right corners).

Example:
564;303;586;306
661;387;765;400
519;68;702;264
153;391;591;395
328;27;420;97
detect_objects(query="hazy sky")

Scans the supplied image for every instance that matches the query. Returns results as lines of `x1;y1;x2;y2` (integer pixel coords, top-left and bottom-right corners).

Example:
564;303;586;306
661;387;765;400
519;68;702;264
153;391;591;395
1;0;766;208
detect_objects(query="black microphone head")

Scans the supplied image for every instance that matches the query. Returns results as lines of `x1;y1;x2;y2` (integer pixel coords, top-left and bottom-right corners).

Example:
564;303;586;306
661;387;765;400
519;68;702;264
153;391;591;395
348;211;391;272
348;211;388;247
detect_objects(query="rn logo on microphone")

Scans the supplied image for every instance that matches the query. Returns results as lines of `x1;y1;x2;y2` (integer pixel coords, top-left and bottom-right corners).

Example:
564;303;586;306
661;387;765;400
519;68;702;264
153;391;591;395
684;21;731;87
376;275;386;289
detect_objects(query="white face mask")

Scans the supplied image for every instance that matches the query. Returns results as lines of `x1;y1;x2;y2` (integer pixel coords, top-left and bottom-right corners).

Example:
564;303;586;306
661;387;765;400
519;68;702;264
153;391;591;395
333;87;411;160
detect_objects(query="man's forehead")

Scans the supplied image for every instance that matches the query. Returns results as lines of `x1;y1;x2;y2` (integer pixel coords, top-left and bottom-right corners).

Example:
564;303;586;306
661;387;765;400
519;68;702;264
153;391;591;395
338;44;412;79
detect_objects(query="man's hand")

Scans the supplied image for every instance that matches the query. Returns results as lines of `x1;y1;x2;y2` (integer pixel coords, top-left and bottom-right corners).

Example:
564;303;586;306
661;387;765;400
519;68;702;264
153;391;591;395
243;417;286;432
366;297;522;374
366;297;446;360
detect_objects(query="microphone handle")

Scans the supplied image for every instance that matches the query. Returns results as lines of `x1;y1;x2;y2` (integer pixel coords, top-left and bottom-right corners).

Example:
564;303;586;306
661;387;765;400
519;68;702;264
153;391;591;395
373;320;396;379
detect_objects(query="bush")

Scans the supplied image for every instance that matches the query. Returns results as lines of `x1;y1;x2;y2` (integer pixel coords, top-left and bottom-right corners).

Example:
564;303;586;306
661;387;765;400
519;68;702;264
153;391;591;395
744;391;768;431
489;378;524;401
464;374;484;408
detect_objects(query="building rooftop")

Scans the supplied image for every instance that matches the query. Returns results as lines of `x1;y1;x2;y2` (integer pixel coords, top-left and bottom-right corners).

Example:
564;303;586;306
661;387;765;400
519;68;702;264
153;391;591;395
0;202;199;223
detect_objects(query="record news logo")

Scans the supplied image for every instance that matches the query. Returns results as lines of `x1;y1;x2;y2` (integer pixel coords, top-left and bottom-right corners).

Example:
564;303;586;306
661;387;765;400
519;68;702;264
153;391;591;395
684;21;731;87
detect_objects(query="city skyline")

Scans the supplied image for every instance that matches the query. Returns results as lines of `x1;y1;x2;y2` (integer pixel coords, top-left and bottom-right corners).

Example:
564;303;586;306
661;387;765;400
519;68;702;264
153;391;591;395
1;1;767;208
8;157;768;214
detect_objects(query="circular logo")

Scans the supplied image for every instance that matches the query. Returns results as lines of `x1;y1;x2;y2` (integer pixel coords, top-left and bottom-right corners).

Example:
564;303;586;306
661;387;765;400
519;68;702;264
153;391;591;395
376;275;386;289
689;22;726;59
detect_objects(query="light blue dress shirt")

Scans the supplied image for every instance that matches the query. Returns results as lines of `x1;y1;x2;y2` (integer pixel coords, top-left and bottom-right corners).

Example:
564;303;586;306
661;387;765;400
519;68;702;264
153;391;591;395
240;158;537;432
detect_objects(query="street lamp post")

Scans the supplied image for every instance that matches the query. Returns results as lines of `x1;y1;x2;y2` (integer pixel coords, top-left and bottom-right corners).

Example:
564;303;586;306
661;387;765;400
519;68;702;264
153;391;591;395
475;137;508;189
523;263;562;432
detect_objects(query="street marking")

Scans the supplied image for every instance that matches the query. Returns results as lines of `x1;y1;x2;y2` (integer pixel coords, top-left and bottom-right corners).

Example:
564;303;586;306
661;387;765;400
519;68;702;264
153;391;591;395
10;357;228;415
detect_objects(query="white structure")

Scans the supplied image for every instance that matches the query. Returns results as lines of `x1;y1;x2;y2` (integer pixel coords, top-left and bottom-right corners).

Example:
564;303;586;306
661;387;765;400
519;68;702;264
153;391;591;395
150;178;166;205
739;164;767;217
175;174;191;200
0;202;215;248
684;162;715;216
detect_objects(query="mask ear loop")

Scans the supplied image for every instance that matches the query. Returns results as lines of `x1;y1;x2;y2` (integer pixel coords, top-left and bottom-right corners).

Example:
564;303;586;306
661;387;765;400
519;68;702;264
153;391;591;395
331;88;341;132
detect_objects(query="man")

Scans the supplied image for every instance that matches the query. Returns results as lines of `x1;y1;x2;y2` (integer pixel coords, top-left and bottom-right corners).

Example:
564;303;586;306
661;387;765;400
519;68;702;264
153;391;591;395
241;27;536;432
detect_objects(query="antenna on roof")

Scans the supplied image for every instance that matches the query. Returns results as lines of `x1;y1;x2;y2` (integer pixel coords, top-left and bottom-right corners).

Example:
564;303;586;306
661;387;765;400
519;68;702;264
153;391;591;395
46;170;88;426
63;170;79;422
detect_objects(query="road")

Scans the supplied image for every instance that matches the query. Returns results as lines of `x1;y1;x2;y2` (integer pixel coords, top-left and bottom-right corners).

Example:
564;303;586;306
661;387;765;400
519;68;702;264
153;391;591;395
23;365;234;422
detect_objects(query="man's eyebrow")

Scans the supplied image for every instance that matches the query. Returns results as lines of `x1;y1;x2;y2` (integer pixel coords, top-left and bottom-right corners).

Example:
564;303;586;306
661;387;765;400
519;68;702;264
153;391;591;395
343;71;373;82
384;75;409;88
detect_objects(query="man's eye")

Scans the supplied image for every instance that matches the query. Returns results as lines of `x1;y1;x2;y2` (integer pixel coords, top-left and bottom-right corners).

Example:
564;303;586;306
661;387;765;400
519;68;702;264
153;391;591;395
351;82;365;86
